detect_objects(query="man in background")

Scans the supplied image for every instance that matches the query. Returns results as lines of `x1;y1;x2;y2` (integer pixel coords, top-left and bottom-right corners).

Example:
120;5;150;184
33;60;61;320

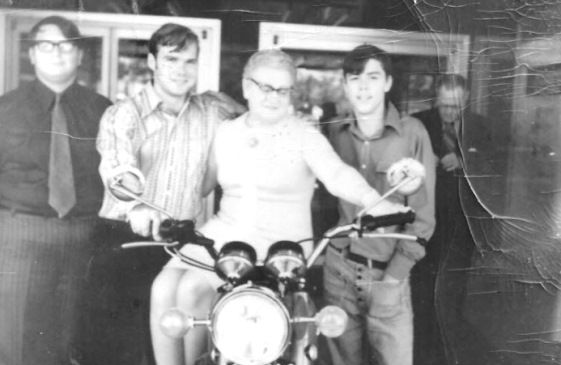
0;15;112;365
411;74;492;365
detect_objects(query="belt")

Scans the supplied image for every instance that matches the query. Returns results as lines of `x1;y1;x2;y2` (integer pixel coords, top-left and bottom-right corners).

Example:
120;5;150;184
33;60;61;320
329;244;388;271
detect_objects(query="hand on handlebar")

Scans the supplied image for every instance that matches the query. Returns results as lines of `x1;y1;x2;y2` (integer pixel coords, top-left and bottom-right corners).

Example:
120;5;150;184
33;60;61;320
128;205;166;241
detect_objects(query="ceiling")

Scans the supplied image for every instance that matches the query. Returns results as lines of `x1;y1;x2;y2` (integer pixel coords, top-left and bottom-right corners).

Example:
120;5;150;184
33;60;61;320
3;0;561;40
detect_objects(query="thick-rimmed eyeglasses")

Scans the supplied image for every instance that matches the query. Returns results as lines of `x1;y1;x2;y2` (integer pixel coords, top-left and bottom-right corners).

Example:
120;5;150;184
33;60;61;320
33;40;77;53
246;78;293;97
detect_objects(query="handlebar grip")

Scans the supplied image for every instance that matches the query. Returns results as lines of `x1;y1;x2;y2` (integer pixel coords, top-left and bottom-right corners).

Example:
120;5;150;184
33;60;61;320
359;210;416;231
159;219;215;250
159;219;195;242
417;237;428;247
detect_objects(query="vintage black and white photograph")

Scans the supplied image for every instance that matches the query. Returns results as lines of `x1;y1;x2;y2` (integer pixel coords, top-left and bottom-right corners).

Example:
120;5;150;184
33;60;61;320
0;1;559;365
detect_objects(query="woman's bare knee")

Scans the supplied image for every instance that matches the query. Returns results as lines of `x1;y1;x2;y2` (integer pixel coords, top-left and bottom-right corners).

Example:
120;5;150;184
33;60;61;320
151;268;186;310
176;270;215;312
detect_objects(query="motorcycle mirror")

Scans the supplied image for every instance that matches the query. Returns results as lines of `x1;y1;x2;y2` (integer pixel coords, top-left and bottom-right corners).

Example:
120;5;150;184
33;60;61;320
315;305;348;338
386;158;425;195
108;176;141;202
109;181;173;218
159;308;194;338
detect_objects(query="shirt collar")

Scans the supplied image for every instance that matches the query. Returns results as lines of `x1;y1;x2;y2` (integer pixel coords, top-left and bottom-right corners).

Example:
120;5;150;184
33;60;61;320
32;79;79;111
334;103;403;139
139;82;193;119
139;82;164;118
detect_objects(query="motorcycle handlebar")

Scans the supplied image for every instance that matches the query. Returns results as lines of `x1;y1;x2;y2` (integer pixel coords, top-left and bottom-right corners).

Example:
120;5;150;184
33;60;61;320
306;209;419;268
124;211;422;270
159;219;194;241
159;219;215;249
357;210;416;232
156;211;415;247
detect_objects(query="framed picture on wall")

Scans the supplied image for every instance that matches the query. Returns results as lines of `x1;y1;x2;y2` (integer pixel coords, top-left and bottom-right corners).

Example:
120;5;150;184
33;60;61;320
288;50;348;121
405;73;436;114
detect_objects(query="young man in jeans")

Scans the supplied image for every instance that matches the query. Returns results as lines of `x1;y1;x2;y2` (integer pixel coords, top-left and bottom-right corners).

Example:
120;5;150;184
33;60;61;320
323;44;436;365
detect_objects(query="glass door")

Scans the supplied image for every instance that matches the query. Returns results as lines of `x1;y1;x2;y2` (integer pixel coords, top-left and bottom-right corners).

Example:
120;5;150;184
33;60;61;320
111;29;153;101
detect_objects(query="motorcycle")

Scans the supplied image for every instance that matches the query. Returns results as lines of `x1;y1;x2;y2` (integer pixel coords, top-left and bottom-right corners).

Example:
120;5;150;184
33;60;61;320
116;158;426;365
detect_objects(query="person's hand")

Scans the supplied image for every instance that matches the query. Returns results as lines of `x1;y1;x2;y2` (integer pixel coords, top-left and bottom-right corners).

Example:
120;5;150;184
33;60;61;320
382;273;400;283
127;205;165;240
110;172;143;201
202;90;247;119
440;153;461;172
366;199;410;218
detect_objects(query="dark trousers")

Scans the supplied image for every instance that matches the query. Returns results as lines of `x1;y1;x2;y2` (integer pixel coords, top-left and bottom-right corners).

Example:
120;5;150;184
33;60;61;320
411;238;445;365
78;219;169;365
412;169;460;365
0;210;98;365
431;172;493;365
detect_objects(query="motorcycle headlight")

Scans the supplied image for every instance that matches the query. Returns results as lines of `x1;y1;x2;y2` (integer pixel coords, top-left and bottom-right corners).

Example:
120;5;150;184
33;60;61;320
211;286;291;365
215;241;256;283
264;241;306;280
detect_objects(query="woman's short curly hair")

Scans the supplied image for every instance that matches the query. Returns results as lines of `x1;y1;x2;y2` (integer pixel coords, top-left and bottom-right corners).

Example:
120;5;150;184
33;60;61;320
243;49;297;81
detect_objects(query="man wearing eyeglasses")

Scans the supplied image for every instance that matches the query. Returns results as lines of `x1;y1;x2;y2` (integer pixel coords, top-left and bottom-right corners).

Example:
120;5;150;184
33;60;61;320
414;74;472;173
0;15;112;365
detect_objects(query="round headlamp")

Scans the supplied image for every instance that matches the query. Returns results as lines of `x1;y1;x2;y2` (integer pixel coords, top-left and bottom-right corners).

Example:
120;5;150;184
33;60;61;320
210;286;291;365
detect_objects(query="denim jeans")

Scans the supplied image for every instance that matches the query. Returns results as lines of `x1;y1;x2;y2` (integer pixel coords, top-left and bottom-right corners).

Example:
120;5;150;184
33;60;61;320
323;246;413;365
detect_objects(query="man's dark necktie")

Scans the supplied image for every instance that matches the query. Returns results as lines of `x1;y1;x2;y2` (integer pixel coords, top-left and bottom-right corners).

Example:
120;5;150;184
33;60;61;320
48;94;76;218
442;121;458;156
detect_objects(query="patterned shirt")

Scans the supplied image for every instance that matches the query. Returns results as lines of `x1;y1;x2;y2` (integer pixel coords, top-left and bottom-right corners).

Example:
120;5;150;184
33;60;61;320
97;84;228;220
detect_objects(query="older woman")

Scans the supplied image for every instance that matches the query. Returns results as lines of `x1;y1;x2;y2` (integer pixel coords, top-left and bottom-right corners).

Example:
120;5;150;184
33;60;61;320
150;49;405;365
